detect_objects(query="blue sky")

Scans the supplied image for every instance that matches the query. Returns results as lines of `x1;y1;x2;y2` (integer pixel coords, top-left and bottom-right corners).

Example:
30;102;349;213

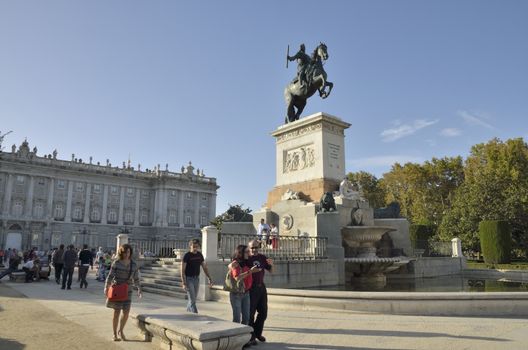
1;1;527;214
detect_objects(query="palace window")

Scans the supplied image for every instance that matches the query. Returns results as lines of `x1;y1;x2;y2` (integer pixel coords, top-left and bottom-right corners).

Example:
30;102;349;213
186;192;192;199
201;193;208;201
91;208;101;222
33;202;44;218
168;211;177;225
16;175;25;184
75;182;84;192
31;233;39;246
57;180;65;189
200;215;208;226
171;190;177;197
38;178;46;186
51;232;62;247
54;203;64;219
127;187;135;196
140;211;149;224
142;190;149;197
124;211;133;224
185;215;192;225
93;184;101;193
111;186;118;195
13;200;23;217
73;206;83;220
108;210;117;223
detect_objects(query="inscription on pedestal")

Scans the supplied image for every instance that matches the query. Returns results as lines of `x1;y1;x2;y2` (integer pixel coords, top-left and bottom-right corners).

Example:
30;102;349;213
327;143;341;169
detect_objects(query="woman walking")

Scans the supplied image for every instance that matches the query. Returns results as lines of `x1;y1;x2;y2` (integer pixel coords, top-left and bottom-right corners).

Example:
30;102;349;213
181;239;213;313
104;244;142;341
229;245;260;325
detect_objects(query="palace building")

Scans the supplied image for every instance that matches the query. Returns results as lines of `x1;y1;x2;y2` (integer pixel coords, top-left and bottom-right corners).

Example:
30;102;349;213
0;139;218;251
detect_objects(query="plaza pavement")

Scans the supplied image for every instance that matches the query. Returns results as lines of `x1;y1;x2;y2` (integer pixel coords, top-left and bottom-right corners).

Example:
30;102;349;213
1;270;528;350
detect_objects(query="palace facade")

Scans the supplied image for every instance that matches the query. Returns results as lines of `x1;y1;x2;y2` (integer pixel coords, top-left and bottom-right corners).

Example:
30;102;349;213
0;140;218;251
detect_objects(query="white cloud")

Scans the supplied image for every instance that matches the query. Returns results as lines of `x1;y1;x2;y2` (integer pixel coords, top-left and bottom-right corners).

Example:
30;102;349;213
348;155;425;169
440;128;462;137
380;119;439;142
458;110;495;130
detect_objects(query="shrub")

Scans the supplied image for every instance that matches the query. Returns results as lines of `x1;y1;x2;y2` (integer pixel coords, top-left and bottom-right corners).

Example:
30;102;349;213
479;220;511;264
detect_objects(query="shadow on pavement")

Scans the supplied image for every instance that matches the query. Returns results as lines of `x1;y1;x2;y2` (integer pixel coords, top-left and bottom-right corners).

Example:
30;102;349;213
0;338;25;349
259;343;406;350
266;327;509;342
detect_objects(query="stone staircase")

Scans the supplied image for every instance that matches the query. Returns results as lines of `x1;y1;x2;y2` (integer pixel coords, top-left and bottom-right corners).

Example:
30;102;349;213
140;258;187;299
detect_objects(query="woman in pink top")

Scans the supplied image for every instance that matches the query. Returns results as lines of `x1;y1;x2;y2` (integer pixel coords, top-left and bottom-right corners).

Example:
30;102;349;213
229;245;261;326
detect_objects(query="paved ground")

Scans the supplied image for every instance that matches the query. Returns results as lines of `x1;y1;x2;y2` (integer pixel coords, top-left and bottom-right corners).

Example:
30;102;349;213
1;270;528;350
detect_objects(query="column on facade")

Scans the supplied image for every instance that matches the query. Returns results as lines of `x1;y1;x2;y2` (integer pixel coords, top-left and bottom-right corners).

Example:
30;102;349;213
161;189;168;227
64;181;73;223
153;189;160;226
209;193;217;222
25;176;35;218
83;183;91;223
3;174;14;215
194;191;200;228
46;178;55;218
134;189;140;226
118;186;125;226
101;184;109;223
178;189;185;227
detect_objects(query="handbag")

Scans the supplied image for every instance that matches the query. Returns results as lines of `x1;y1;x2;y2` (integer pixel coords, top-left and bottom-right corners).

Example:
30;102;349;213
223;265;246;294
106;262;133;301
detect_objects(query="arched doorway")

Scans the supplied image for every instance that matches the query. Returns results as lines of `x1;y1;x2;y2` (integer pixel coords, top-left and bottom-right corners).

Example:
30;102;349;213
6;224;23;251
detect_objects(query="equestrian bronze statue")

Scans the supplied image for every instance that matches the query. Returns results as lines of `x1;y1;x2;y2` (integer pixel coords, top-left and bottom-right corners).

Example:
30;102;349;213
284;42;334;123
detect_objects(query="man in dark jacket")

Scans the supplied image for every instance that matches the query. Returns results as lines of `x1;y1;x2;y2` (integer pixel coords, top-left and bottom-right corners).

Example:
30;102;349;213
61;245;77;290
0;250;21;281
52;244;65;284
78;244;93;288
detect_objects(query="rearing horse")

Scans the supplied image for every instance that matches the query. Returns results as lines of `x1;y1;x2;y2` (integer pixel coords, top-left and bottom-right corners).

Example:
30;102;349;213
284;43;334;123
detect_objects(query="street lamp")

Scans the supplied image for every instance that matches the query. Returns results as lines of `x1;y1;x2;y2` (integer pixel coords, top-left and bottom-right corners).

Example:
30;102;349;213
80;227;89;247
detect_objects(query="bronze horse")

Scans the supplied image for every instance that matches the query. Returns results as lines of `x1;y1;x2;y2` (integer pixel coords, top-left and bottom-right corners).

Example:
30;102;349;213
284;43;334;123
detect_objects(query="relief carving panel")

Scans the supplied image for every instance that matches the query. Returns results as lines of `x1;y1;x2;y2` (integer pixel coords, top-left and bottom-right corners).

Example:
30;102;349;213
283;144;315;173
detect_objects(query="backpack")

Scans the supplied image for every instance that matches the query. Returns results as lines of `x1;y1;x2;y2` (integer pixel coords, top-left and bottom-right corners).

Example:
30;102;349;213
223;269;246;294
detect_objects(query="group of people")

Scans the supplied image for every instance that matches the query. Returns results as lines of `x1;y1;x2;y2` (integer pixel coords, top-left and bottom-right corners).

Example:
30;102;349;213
180;237;273;348
0;248;47;283
257;218;279;249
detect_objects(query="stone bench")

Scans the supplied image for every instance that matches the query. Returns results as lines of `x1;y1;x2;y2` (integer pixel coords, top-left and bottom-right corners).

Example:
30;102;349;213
132;312;252;350
9;271;26;282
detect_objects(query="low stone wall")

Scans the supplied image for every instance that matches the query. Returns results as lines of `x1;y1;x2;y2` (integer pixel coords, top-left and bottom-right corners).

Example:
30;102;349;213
463;268;528;282
208;259;340;290
394;257;466;278
210;287;528;317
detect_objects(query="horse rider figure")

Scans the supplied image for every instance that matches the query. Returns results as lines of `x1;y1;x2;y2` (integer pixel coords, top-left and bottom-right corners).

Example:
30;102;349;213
288;43;311;88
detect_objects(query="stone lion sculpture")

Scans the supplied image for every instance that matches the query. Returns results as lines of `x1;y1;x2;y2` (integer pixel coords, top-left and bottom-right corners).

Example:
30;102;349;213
319;192;337;212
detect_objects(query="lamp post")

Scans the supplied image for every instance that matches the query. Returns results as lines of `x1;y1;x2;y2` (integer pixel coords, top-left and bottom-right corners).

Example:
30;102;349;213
80;227;89;247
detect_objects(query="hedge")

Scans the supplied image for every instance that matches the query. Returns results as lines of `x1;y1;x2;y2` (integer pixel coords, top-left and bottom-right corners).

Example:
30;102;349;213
479;220;511;264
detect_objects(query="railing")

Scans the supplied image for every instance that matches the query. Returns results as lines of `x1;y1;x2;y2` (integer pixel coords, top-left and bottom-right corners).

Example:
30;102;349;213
129;239;190;258
411;240;452;257
219;234;328;261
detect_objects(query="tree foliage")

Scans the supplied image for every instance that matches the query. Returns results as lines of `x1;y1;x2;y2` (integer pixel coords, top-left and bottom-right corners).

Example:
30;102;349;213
210;203;253;231
479;220;512;264
439;138;528;252
346;171;386;208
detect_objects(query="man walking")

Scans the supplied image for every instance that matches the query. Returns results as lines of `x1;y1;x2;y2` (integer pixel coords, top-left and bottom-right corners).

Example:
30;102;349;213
52;244;65;284
247;239;274;345
78;244;93;288
61;245;77;290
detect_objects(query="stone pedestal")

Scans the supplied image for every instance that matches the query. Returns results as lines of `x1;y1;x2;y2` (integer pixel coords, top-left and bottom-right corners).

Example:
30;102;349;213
266;112;351;208
199;225;220;301
315;211;345;284
451;237;463;257
116;233;129;252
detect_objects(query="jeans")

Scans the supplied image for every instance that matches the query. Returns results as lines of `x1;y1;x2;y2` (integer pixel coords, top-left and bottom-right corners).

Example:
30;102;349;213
185;276;200;313
54;263;63;282
230;291;250;324
0;267;14;280
23;267;34;282
249;284;268;339
79;265;89;287
62;266;74;288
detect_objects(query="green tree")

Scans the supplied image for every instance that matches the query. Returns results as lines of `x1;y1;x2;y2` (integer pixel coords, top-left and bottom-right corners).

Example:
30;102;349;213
439;138;528;254
346;171;386;208
381;157;463;227
211;203;253;231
